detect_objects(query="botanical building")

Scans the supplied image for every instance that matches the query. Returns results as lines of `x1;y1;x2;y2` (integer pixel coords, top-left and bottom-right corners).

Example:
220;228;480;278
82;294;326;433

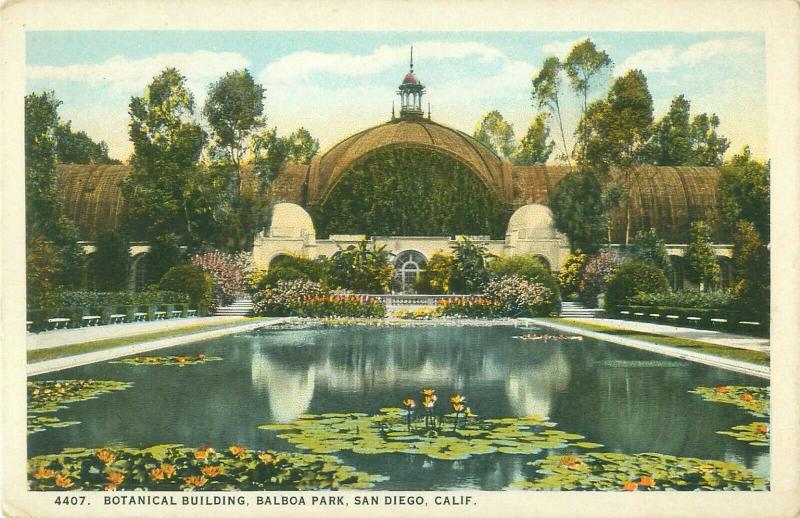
55;56;730;292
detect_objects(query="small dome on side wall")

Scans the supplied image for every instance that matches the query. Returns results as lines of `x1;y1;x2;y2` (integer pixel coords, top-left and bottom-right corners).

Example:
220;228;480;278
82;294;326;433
269;203;316;239
507;204;557;240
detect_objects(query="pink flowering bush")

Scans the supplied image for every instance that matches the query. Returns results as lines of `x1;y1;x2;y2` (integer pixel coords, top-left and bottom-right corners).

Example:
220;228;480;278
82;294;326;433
578;251;617;308
482;275;557;317
191;251;247;306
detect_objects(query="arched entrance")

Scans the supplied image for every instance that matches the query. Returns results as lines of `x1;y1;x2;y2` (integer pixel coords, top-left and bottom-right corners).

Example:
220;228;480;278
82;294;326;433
131;253;148;291
668;255;686;291
532;255;551;271
393;250;427;293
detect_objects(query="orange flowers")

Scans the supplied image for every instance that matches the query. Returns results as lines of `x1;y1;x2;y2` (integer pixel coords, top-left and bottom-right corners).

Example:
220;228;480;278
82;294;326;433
162;463;176;478
714;386;730;394
32;466;55;479
450;394;466;412
258;452;275;464
201;465;223;478
740;393;754;402
176;356;187;364
184;475;208;488
402;398;416;409
149;467;165;481
559;455;582;469
54;473;74;489
756;424;769;435
638;476;655;488
96;449;115;464
622;481;638;491
194;447;213;460
105;471;125;490
229;445;248;458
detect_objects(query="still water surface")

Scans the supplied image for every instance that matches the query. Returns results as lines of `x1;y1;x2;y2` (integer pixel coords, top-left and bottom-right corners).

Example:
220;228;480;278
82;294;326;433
29;324;769;490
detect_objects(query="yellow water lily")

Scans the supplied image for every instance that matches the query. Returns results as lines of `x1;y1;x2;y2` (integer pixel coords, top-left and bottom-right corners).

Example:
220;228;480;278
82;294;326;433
452;403;465;412
194;447;212;460
149;467;164;480
229;445;248;458
449;395;466;405
422;397;436;409
201;465;223;478
421;388;436;397
32;466;55;479
184;475;208;488
258;452;275;464
96;449;115;464
54;473;74;488
402;399;416;409
161;463;176;478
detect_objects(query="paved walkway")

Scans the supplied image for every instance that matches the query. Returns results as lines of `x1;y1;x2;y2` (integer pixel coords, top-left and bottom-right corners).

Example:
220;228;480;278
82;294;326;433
27;316;249;350
575;317;769;352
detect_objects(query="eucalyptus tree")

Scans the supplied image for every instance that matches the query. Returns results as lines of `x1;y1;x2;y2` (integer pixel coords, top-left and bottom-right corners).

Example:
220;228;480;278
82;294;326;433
564;39;612;161
532;57;571;167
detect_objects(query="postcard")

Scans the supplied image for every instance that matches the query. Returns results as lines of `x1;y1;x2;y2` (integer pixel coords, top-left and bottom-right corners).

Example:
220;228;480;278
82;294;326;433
2;1;799;516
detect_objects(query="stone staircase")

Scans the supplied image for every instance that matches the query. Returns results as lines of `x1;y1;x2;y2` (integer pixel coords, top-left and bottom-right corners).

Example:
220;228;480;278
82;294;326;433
559;301;605;318
214;296;254;316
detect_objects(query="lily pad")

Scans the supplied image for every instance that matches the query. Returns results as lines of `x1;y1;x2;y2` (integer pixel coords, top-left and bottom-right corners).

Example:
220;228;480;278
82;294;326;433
689;386;770;417
28;443;384;491
110;354;221;367
259;409;592;461
28;415;81;434
510;452;768;491
717;422;769;447
28;380;133;414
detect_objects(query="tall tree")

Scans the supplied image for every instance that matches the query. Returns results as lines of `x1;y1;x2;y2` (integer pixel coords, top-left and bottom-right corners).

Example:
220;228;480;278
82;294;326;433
513;113;555;165
684;221;720;291
532;57;571;166
550;168;609;254
718;147;770;241
473;110;516;159
54;121;120;164
641;95;729;167
25;91;84;298
203;69;266;191
731;220;769;317
122;68;207;244
580;70;654;244
564;38;612;161
630;228;673;279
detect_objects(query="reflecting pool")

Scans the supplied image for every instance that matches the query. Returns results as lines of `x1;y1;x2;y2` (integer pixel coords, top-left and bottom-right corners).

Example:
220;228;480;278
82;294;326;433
28;324;769;490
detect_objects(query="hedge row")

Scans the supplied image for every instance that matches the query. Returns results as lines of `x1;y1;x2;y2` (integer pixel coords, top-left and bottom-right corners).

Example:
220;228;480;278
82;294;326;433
615;304;767;337
27;303;200;332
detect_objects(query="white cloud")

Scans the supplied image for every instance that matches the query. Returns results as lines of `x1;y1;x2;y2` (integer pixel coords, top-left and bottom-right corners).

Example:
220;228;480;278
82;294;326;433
28;51;251;92
541;38;587;59
259;41;504;85
620;38;758;74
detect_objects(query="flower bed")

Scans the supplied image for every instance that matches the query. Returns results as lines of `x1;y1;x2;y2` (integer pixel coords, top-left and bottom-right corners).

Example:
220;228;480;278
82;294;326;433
437;296;503;318
252;280;387;318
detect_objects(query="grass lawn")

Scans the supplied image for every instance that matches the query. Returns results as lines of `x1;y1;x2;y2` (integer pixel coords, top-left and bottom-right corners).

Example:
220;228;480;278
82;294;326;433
539;318;769;367
27;318;266;363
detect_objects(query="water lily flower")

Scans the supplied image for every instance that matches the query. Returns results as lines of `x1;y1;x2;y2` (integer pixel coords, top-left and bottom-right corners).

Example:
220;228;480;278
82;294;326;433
421;388;436;397
402;399;416;409
196;353;206;360
740;393;754;402
449;395;466;405
452;403;465;412
107;472;125;485
96;449;115;464
54;473;74;489
559;456;582;469
258;452;275;464
229;445;248;458
201;465;223;478
33;466;55;479
622;481;638;491
184;475;208;488
638;476;655;487
464;407;476;418
714;386;730;394
161;463;176;478
422;397;436;409
756;424;769;435
149;468;164;480
194;447;212;460
32;388;40;396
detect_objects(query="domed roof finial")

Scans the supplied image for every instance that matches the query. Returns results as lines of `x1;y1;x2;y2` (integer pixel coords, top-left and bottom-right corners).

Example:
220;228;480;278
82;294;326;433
410;45;414;72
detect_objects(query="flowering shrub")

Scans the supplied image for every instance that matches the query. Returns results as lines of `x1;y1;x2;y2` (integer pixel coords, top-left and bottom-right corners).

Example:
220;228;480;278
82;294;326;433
437;296;503;318
558;252;587;298
191;251;247;306
293;295;386;318
578;251;617;308
252;280;324;317
391;308;441;319
483;275;557;317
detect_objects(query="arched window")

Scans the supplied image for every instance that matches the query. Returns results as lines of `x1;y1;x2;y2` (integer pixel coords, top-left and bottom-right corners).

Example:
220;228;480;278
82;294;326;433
393;250;427;293
668;255;685;291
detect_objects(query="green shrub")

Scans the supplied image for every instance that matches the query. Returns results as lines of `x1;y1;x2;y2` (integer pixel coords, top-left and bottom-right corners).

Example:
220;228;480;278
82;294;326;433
483;275;558;317
558;252;587;298
293;294;387;318
449;237;492;294
488;254;561;311
327;240;395;293
604;261;669;312
630;289;735;310
158;264;214;313
416;252;455;294
258;255;331;291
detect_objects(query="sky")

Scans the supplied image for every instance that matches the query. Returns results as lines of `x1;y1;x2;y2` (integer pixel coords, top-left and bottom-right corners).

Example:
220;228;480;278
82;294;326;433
26;31;767;162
